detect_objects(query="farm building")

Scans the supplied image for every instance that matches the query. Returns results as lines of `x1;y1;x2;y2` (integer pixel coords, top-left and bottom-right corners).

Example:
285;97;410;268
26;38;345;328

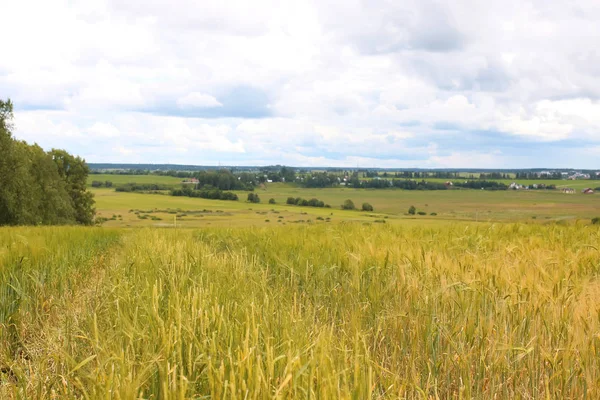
582;188;594;194
561;188;575;194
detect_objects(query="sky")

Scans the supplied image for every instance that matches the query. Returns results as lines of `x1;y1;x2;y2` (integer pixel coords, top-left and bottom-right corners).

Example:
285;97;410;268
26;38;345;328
2;0;600;168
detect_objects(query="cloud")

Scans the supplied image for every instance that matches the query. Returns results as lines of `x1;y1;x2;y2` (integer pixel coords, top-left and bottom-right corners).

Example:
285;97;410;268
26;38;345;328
3;0;600;167
177;93;222;108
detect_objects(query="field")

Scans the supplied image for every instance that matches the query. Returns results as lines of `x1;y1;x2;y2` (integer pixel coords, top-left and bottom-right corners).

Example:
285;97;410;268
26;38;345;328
2;174;599;397
2;223;600;398
420;177;598;191
88;174;184;186
90;178;600;228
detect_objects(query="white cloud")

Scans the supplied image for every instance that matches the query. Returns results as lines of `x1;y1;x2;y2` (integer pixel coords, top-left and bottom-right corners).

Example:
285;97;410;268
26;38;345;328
3;0;600;167
177;93;222;108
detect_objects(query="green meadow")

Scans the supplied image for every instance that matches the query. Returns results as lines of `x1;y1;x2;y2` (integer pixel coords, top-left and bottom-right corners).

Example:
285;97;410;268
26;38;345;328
88;174;184;186
90;179;600;228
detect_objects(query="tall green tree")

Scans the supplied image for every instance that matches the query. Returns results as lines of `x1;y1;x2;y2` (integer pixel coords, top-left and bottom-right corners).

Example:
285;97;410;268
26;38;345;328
50;149;95;225
0;99;24;225
0;99;95;226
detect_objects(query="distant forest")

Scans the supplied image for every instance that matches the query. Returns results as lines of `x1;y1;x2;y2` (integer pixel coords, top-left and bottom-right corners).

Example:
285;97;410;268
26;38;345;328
0;99;95;225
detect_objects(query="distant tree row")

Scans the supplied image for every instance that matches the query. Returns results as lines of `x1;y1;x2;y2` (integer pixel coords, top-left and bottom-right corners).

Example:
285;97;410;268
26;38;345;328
515;171;563;179
193;170;254;190
453;180;507;190
115;183;173;192
91;180;113;188
0;99;95;225
171;186;239;201
286;197;330;208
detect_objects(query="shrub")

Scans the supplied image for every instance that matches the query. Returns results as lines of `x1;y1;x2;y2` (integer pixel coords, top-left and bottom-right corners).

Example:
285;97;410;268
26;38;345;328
408;205;416;215
286;197;296;205
430;212;437;216
362;203;374;212
247;193;260;203
417;211;427;215
91;180;103;188
269;198;276;204
307;198;321;207
342;199;356;210
592;217;600;225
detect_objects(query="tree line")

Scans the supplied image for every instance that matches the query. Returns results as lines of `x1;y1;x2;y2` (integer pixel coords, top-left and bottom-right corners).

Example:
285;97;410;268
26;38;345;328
0;99;95;225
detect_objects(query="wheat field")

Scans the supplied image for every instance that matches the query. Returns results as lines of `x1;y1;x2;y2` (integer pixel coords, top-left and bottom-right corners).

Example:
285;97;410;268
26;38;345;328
1;223;600;398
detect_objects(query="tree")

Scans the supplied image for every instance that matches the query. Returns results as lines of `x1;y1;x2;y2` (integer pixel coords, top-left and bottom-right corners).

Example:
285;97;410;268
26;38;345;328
408;205;416;215
50;149;96;225
342;199;356;210
280;166;296;182
362;202;374;212
0;99;94;226
269;198;276;204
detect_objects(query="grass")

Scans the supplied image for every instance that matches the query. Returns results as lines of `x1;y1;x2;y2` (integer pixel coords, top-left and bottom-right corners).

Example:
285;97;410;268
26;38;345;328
2;223;600;397
420;177;598;190
87;174;184;186
91;180;600;228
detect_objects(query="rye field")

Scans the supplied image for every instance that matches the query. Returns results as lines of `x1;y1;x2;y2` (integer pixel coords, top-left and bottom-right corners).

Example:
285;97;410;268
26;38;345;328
2;223;600;398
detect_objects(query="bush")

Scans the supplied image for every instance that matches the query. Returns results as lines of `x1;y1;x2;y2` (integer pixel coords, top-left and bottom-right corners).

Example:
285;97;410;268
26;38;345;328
307;198;325;207
342;199;356;210
417;211;427;215
91;180;103;188
269;198;276;204
247;193;261;203
592;217;600;225
286;197;296;205
362;203;374;212
408;205;416;215
430;212;437;216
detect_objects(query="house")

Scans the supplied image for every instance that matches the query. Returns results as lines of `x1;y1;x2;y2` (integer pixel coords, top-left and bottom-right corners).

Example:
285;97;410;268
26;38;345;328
569;172;590;180
562;188;575;194
582;188;594;194
182;178;199;184
509;182;524;190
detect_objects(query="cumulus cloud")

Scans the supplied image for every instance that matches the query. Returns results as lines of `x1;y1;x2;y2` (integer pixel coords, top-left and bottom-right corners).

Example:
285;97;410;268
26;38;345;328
177;93;223;108
3;0;600;167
